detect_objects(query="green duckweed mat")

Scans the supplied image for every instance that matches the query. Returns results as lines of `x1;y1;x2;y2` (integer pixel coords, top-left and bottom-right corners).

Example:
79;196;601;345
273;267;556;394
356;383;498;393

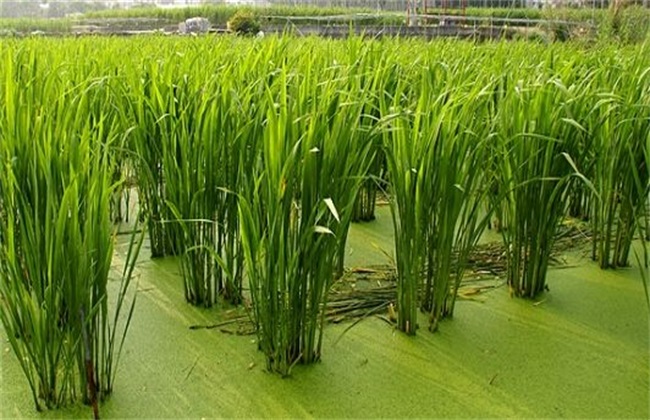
2;206;648;418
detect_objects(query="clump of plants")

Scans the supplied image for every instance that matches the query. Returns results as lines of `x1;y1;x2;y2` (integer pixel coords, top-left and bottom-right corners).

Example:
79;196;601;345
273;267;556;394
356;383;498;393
589;71;649;269
239;60;373;375
227;11;260;35
0;51;142;412
491;75;589;298
381;63;491;334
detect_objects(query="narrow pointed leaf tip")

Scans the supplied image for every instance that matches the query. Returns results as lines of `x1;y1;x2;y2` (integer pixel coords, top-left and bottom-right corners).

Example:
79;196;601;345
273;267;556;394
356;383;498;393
324;198;340;223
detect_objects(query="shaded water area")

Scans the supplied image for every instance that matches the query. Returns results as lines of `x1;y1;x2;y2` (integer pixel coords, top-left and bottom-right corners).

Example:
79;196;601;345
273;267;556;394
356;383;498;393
1;206;648;418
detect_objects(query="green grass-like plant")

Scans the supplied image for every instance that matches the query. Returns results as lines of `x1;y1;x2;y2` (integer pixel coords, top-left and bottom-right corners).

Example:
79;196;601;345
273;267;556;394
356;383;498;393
0;48;142;411
239;52;373;374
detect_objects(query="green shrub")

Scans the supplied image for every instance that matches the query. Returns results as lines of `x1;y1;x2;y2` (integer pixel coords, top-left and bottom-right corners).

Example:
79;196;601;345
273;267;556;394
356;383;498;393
227;11;260;35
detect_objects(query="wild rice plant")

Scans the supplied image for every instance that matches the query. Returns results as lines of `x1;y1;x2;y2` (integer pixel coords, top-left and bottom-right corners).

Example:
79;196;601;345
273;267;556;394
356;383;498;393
331;39;390;278
566;125;595;223
163;62;262;307
130;62;179;258
381;61;491;333
0;47;142;410
158;70;222;307
350;66;389;225
351;139;384;223
127;39;270;306
239;64;372;375
421;96;492;331
491;76;586;298
207;55;268;305
590;60;650;268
